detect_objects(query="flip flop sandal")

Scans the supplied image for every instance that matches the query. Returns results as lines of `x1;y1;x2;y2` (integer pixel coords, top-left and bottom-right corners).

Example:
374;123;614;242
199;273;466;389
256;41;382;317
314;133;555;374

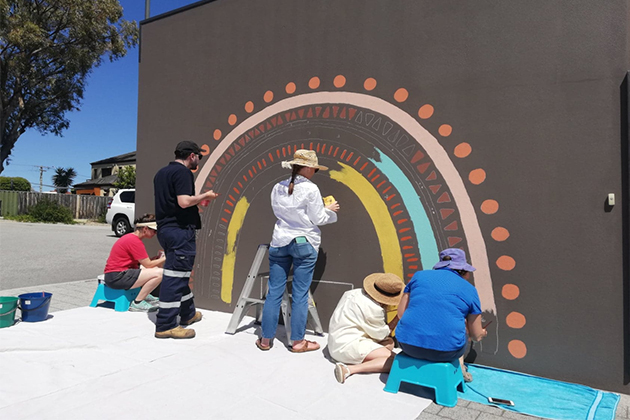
290;340;320;353
334;362;351;384
256;338;271;351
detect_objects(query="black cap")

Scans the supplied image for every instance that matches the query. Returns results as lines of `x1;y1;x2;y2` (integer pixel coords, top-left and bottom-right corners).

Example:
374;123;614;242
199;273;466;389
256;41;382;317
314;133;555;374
175;141;201;155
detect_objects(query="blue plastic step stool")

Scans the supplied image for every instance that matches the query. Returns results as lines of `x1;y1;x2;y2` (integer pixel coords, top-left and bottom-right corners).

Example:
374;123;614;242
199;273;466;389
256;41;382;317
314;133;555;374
90;276;141;312
384;352;464;407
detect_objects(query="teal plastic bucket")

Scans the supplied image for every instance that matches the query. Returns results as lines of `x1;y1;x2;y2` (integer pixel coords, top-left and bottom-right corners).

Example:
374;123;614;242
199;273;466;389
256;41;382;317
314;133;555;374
18;292;52;322
0;296;19;328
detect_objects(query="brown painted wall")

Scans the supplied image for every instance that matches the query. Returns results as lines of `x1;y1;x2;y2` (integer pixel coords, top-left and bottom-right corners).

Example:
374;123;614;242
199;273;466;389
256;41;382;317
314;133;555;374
136;0;630;391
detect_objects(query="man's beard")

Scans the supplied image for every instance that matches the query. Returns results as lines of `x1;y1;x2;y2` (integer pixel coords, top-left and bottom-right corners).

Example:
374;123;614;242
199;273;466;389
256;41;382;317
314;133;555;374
190;161;198;170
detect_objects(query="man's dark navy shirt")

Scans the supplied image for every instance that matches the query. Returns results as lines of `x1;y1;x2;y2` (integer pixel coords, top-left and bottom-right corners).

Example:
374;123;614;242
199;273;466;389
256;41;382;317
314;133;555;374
154;162;201;229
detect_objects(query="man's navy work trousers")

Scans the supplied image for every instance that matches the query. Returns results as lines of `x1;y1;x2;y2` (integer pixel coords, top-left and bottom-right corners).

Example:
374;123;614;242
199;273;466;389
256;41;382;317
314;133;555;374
156;225;197;332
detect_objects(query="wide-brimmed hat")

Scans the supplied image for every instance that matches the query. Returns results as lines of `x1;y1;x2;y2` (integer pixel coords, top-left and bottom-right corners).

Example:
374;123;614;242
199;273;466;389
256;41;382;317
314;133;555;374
281;149;328;171
433;248;476;272
363;273;405;306
136;222;157;230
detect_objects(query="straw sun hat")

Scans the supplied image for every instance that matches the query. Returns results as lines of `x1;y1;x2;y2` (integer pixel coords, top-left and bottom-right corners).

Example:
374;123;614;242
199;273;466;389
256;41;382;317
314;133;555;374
281;149;328;171
363;273;405;306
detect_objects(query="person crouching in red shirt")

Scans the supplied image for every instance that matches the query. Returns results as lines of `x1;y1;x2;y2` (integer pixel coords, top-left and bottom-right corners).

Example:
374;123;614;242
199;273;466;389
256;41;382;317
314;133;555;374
103;214;165;312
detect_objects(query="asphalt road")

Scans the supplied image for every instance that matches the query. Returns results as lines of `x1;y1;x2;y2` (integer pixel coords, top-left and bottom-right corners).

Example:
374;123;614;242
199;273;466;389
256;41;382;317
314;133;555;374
0;220;118;290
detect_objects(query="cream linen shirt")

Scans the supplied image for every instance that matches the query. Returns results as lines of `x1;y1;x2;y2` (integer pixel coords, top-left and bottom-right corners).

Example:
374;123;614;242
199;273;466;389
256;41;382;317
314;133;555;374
327;289;391;364
270;175;337;250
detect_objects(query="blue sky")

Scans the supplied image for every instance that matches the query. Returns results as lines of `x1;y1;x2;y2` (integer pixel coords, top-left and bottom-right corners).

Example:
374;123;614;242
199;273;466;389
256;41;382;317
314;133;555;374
2;0;200;191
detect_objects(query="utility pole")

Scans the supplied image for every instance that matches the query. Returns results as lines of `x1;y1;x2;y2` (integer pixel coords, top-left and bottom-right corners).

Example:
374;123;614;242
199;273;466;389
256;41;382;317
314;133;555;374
145;0;150;19
36;166;53;192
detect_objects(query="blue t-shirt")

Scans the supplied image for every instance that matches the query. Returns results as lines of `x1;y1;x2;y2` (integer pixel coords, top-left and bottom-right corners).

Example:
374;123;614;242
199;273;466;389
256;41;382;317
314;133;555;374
154;162;201;229
396;268;482;352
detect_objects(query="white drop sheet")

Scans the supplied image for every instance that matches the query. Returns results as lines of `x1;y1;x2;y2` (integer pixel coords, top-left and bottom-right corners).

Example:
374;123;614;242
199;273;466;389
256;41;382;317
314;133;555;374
0;307;430;419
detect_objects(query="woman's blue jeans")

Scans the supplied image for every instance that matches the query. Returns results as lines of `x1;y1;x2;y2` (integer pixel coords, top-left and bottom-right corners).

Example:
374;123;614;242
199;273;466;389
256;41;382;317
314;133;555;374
261;239;318;341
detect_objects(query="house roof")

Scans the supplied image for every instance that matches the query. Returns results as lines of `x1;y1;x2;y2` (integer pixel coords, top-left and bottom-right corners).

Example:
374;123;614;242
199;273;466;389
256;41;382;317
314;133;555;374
73;174;119;189
90;151;136;166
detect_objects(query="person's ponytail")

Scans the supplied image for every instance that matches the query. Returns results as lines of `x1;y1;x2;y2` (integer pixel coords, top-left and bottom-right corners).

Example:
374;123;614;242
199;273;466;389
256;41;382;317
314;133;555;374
288;165;302;195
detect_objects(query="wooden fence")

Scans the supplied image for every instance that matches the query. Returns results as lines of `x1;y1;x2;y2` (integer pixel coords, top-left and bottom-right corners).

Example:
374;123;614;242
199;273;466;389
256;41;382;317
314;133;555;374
0;191;109;219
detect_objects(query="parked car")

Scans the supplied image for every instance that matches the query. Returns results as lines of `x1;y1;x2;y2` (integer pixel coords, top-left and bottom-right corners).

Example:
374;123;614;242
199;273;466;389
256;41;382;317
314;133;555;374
106;189;135;237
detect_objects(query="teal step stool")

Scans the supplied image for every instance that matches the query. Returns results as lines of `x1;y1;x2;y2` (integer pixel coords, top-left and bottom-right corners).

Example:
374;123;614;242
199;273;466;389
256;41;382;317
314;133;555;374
90;275;141;312
384;353;464;407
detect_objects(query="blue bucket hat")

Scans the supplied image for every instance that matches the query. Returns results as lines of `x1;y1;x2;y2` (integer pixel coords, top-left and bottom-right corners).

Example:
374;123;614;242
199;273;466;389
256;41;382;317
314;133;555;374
433;248;476;272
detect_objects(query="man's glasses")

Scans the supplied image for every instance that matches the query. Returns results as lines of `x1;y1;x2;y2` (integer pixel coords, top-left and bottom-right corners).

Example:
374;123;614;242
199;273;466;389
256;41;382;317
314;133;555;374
197;154;203;161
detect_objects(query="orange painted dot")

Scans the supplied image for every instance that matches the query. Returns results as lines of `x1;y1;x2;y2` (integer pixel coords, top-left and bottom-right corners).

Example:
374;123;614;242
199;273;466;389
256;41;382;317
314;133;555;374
191;167;198;173
491;227;510;241
394;88;408;102
481;199;499;214
333;75;346;88
454;142;472;158
438;124;452;137
469;168;486;185
244;101;254;113
506;312;526;329
364;77;377;91
308;77;320;89
200;144;210;155
228;114;237;126
263;90;274;103
508;340;527;359
286;82;296;94
213;129;222;141
496;255;516;271
502;284;520;300
418;104;434;119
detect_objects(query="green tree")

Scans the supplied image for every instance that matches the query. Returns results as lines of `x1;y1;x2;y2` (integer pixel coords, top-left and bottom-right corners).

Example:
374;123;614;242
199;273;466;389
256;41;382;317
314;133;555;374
113;165;135;189
0;175;30;190
52;166;75;193
0;0;138;173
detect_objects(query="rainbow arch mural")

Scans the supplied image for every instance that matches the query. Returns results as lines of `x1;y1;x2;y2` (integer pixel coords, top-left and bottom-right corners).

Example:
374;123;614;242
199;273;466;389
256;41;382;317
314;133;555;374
190;84;507;356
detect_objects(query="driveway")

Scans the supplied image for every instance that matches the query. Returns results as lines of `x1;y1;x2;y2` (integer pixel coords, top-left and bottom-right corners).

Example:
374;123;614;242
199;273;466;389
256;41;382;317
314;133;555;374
0;220;117;290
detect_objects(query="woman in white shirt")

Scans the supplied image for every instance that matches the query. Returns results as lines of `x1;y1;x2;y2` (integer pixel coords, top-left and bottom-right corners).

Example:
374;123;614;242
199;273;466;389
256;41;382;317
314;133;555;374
257;149;339;353
328;273;404;384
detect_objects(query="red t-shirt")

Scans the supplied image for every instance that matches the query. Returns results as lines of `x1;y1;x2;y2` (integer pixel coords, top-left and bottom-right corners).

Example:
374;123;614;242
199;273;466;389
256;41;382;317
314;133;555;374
104;233;149;273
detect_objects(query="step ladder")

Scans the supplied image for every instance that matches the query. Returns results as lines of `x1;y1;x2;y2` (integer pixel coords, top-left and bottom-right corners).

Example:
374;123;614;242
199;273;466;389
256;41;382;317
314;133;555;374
225;243;324;343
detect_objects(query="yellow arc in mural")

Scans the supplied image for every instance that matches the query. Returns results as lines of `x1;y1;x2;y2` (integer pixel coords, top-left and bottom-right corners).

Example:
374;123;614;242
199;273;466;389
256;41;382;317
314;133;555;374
221;196;250;303
330;162;403;279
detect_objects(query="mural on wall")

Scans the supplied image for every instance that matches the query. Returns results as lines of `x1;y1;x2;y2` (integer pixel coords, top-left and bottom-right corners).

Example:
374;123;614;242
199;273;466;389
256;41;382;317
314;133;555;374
189;75;523;359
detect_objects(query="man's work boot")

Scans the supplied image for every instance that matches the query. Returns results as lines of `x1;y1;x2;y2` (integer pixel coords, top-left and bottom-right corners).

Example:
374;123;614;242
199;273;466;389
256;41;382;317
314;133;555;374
181;311;202;326
155;326;195;339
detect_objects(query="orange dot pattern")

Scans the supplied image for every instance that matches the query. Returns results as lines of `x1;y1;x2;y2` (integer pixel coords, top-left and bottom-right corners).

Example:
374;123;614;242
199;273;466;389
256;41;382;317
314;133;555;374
481;199;499;214
496;255;516;271
200;144;210;155
394;88;408;102
245;101;254;113
364;78;377;91
491;227;510;241
454;143;471;158
213;129;222;141
263;90;274;103
418;104;434;119
506;312;526;329
228;114;237;126
502;284;520;300
333;75;346;88
286;82;296;94
308;77;320;89
508;340;527;359
468;168;486;185
438;124;452;137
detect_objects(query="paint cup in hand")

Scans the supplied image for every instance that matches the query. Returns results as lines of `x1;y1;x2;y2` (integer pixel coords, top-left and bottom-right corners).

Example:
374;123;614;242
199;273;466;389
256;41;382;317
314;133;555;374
200;199;210;207
158;250;165;259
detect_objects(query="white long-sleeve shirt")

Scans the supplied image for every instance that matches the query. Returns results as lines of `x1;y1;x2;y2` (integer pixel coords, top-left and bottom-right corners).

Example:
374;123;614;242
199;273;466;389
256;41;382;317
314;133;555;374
270;175;337;249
